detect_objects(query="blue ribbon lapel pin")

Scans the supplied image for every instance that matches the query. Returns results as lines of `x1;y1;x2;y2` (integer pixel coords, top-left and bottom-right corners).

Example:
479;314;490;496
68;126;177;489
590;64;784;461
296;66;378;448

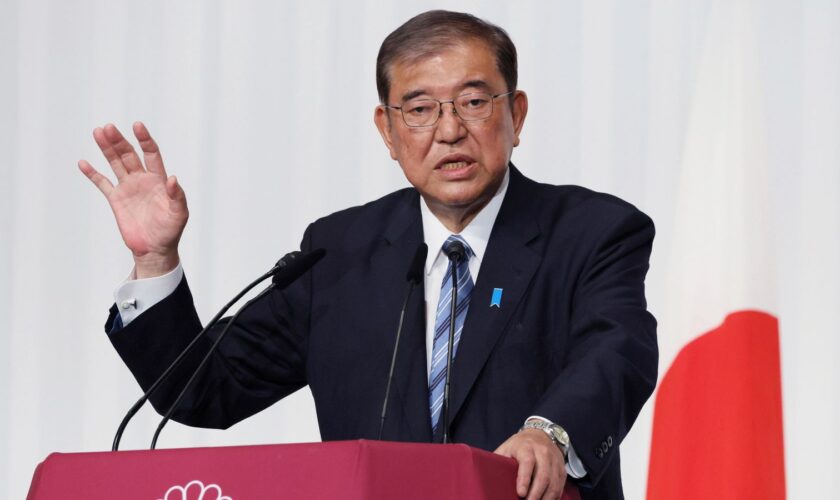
490;288;503;308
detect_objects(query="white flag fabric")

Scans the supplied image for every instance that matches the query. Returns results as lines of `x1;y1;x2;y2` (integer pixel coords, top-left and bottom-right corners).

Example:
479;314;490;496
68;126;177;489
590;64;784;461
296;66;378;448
647;1;785;498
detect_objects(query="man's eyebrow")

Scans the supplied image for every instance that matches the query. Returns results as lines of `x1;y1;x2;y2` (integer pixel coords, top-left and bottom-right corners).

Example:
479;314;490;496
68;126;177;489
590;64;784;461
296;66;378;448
460;79;491;91
400;89;427;102
399;80;492;103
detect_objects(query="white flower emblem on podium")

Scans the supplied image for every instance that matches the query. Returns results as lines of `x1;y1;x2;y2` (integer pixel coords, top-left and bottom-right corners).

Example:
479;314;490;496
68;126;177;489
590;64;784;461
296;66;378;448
158;479;232;500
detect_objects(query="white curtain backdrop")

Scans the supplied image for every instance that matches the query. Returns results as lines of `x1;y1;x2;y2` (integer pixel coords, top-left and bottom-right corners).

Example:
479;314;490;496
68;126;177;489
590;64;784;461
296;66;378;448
1;0;837;498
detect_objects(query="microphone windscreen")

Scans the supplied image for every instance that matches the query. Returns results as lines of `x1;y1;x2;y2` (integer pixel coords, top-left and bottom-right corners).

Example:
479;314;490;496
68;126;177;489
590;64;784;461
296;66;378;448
443;241;465;261
274;251;301;269
272;248;326;288
406;243;428;284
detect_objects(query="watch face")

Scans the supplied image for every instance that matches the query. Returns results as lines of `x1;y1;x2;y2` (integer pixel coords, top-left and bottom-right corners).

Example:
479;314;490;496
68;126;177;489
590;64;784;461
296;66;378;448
549;426;570;448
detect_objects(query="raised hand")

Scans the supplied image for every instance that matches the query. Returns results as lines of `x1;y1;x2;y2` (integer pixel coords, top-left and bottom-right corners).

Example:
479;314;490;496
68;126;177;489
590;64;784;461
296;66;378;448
79;122;188;278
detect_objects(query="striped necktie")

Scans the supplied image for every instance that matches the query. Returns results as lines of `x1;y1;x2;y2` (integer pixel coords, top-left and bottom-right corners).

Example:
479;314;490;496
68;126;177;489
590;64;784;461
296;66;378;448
429;235;474;435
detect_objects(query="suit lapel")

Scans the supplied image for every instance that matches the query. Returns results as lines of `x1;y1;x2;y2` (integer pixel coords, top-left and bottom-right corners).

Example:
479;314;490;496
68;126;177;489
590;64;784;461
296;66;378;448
447;166;542;428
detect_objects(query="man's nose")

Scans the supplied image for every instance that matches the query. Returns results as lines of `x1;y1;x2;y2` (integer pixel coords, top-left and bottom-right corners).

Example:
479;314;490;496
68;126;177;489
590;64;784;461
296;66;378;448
434;102;467;143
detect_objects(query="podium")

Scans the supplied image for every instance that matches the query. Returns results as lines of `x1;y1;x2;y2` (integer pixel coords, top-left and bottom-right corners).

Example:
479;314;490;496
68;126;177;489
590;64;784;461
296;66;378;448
28;440;581;499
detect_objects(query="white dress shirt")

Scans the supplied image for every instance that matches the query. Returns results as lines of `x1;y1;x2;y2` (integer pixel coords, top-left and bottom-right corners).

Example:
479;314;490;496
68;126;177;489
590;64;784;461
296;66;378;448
419;169;508;378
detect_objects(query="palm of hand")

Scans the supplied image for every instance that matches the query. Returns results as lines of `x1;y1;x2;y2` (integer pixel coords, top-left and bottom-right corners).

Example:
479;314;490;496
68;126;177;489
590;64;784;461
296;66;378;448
108;172;187;257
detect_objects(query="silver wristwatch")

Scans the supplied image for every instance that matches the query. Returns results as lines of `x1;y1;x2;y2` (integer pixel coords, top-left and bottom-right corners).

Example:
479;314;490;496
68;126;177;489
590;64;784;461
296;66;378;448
521;419;570;462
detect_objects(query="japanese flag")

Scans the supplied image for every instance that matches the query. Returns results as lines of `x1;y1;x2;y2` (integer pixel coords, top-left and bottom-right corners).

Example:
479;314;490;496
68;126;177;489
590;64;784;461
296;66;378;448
646;1;785;498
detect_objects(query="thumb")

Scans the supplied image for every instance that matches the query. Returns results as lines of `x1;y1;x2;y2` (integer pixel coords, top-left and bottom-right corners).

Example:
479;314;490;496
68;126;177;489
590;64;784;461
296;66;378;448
166;175;188;210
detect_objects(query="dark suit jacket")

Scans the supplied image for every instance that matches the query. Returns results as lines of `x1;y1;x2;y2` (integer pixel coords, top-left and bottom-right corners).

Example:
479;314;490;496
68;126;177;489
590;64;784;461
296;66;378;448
107;165;657;499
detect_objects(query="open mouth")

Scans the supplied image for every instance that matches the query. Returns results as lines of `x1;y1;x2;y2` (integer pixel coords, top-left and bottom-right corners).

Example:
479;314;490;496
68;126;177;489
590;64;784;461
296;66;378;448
439;161;470;170
435;155;476;171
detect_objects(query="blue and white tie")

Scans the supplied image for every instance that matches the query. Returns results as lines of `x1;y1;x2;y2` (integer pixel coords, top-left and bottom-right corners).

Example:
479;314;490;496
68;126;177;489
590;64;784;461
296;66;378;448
429;235;474;435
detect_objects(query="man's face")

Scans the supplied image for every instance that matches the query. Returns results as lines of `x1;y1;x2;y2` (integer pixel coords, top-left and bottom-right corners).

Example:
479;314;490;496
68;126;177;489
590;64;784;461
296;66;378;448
374;39;528;219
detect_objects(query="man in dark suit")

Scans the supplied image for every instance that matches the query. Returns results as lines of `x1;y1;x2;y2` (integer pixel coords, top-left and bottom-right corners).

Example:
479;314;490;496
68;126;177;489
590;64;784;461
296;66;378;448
80;10;657;500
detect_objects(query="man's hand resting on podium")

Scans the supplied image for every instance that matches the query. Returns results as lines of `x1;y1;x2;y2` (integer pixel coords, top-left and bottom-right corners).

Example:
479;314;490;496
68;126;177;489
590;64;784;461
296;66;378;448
78;122;187;279
495;429;568;500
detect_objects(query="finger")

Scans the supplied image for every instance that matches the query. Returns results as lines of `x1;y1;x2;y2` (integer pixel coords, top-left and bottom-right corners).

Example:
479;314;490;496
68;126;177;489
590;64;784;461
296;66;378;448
528;460;554;500
552;470;568;500
133;121;167;177
525;456;551;500
103;123;145;173
544;474;566;500
93;126;128;179
78;160;114;197
166;175;188;212
537;449;566;500
515;454;535;498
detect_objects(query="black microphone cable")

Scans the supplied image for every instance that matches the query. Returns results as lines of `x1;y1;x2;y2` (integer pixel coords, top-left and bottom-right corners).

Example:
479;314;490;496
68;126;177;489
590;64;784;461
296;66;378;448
111;249;323;451
113;254;291;451
378;243;428;440
149;248;326;449
441;240;465;444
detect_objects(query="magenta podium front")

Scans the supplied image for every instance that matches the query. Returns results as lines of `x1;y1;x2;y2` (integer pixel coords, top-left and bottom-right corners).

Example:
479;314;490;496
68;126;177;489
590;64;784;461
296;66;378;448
28;440;581;499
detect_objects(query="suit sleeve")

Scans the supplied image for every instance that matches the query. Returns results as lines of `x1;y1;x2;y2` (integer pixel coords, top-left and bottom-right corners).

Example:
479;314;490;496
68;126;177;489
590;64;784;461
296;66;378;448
531;207;658;488
106;227;315;429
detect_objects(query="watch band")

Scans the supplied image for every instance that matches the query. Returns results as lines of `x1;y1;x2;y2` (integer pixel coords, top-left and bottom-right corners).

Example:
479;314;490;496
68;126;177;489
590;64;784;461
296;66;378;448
521;419;571;462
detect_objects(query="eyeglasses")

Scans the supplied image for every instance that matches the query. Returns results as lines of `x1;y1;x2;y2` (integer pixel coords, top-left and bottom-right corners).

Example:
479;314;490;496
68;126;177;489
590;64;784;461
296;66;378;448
384;91;514;128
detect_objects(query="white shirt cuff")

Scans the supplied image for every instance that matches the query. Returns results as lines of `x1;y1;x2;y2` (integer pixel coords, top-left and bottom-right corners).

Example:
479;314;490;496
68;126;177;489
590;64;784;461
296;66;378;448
113;263;184;327
526;415;587;478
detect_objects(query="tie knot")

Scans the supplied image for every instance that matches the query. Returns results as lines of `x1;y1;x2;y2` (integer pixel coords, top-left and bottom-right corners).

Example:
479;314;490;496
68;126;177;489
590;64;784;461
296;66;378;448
443;235;473;261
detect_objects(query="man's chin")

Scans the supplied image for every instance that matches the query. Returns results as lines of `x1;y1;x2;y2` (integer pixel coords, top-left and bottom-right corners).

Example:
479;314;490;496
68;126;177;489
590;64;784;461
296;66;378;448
423;190;493;215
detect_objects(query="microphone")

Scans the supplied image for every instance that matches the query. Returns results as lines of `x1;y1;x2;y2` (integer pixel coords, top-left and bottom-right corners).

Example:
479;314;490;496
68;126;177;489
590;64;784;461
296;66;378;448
272;248;326;288
378;243;427;440
405;243;428;284
150;248;326;449
444;241;465;262
110;249;323;451
441;241;465;444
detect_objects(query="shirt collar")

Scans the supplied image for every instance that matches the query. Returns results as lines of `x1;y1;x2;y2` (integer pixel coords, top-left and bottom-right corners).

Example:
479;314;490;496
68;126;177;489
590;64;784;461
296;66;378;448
420;167;510;275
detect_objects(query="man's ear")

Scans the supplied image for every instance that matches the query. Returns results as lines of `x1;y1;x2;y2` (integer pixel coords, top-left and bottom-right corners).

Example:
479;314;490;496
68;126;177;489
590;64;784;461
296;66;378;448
374;105;399;160
511;90;528;147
